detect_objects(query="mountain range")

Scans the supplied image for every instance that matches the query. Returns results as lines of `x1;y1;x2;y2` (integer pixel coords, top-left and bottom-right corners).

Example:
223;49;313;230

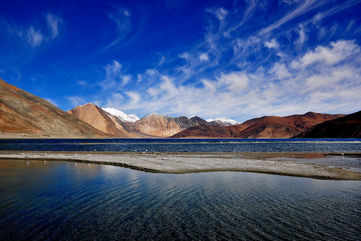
172;112;345;138
68;104;210;137
0;79;359;138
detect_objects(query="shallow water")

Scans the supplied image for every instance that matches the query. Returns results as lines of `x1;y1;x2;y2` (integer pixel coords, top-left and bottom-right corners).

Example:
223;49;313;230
280;155;361;173
0;159;360;241
1;138;361;153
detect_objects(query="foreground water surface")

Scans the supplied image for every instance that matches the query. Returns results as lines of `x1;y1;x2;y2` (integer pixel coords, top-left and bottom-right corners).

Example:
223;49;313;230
0;159;360;241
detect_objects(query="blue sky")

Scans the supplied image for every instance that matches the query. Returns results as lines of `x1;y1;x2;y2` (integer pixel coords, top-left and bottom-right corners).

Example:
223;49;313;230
1;0;361;122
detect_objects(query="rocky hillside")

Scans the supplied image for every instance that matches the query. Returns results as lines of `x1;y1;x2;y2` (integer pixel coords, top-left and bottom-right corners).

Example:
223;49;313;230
0;79;106;138
173;116;208;129
171;124;246;138
172;112;344;138
296;110;361;138
68;104;132;137
133;114;210;137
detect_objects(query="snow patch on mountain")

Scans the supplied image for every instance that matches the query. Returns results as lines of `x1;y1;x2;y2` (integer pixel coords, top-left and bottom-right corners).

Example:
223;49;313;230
207;118;239;125
102;107;139;122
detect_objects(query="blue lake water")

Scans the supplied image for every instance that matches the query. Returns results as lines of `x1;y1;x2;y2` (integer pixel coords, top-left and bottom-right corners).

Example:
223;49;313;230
1;138;361;152
1;139;361;240
0;159;360;241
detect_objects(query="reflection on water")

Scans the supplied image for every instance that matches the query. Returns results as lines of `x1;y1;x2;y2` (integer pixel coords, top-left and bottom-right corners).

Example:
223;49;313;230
0;159;360;241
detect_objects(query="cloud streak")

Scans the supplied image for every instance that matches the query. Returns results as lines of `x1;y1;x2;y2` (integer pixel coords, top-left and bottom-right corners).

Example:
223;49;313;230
259;0;321;35
12;13;62;47
103;8;132;51
46;13;62;39
25;27;44;47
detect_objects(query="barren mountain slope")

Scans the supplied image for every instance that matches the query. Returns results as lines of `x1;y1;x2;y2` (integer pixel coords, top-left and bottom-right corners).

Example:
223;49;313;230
0;79;106;137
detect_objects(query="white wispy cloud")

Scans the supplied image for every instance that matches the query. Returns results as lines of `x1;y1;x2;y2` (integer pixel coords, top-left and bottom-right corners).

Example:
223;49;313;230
224;0;257;37
296;24;306;46
264;38;279;49
305;66;354;89
136;74;143;82
291;40;359;68
121;75;131;86
145;69;158;76
310;0;361;24
158;56;166;66
126;91;140;104
208;7;228;21
12;13;62;47
67;96;87;107
199;53;209;62
103;8;132;50
25;26;44;47
270;63;291;79
46;13;62;39
259;0;322;35
100;60;122;89
217;72;249;91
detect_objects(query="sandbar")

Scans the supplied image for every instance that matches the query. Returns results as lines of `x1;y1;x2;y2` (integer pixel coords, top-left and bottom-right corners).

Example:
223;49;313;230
0;151;360;180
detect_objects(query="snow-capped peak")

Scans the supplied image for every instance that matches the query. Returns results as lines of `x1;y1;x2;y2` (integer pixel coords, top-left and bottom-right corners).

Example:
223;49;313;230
206;117;239;125
102;107;140;122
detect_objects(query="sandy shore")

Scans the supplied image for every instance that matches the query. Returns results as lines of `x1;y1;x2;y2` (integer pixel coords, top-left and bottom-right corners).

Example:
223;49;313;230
0;151;360;180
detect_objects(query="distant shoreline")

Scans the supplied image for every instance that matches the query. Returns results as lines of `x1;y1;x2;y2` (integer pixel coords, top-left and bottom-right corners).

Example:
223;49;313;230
1;135;361;140
1;151;360;180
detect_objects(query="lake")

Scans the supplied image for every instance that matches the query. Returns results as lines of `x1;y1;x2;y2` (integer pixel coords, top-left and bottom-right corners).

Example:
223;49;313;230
1;139;361;240
0;159;360;240
1;138;361;152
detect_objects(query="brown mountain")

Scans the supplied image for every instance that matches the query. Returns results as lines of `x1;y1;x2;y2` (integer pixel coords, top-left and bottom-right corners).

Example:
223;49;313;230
134;114;183;137
234;112;344;138
68;103;132;137
172;112;344;138
296;110;361;138
171;124;246;138
133;114;209;137
174;116;208;129
0;79;106;138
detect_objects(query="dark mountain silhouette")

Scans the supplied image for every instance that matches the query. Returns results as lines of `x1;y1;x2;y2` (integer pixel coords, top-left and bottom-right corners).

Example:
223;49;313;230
296;110;361;138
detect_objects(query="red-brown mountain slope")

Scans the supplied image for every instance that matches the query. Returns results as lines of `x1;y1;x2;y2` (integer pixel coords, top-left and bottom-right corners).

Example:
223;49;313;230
0;79;106;137
296;110;361;138
172;112;344;138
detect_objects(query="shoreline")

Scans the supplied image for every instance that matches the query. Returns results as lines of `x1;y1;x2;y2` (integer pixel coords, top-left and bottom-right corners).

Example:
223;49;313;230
0;151;361;180
1;135;361;140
